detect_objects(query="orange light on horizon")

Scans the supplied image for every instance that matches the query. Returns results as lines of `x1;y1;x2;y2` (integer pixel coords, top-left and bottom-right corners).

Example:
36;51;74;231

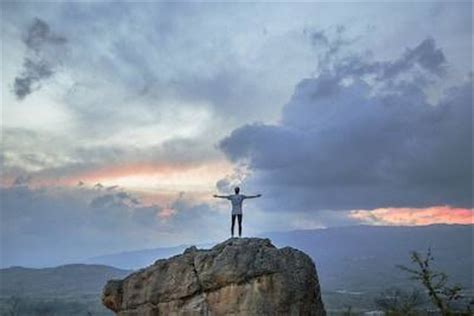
15;160;234;193
350;206;473;226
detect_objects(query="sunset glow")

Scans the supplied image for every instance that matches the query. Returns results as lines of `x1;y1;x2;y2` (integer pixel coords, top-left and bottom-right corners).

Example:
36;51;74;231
70;161;233;191
350;206;474;226
4;160;234;193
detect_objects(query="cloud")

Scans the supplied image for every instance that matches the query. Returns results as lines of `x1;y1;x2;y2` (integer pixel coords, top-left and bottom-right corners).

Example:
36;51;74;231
0;182;226;267
385;37;446;77
219;37;472;212
23;17;66;51
333;37;447;81
93;182;104;190
310;30;329;47
2;4;472;263
304;25;357;75
89;190;140;208
4;2;320;143
307;27;446;84
215;164;251;193
13;18;67;99
106;185;119;191
161;194;225;233
12;175;32;187
1;129;227;188
13;58;54;99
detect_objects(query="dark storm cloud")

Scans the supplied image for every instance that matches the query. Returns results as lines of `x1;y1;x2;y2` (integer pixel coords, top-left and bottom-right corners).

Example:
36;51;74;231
307;27;446;85
14;58;54;99
219;38;472;211
309;30;329;46
306;26;354;69
384;37;446;77
333;37;446;80
13;18;67;99
23;17;66;50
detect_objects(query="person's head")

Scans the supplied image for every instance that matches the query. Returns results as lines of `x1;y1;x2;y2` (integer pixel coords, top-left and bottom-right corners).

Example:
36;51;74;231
234;186;240;194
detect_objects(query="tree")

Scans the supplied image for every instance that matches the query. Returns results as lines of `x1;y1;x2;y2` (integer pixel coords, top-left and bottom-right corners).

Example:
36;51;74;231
374;287;423;315
397;248;466;316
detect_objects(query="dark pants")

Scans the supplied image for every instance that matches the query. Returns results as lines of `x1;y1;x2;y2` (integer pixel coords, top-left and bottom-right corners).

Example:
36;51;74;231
231;214;243;237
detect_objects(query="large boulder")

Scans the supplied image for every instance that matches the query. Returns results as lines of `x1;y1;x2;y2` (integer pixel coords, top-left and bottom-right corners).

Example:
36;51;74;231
102;238;326;315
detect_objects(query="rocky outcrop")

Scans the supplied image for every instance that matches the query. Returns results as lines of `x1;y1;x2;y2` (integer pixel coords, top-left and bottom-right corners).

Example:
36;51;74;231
102;238;326;315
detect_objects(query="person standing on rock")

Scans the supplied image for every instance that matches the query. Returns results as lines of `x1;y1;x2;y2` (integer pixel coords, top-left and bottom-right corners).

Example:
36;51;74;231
213;187;261;238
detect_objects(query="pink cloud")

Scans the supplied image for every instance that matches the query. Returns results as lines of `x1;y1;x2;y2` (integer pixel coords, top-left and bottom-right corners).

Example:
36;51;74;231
350;206;473;226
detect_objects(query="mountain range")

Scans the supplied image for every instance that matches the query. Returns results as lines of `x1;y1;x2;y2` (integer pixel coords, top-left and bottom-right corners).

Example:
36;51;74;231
85;224;473;290
1;224;472;313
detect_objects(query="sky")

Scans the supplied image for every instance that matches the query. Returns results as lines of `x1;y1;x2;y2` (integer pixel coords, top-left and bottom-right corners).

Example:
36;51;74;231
0;1;472;268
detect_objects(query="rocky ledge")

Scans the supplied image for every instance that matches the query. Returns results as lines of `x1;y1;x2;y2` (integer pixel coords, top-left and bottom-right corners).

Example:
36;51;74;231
102;237;326;315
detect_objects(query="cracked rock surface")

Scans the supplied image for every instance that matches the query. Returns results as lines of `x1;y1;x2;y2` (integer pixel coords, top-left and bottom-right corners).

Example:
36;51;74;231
102;238;326;315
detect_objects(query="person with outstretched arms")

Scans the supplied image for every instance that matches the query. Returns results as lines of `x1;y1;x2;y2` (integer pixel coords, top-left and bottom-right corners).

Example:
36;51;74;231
213;186;261;238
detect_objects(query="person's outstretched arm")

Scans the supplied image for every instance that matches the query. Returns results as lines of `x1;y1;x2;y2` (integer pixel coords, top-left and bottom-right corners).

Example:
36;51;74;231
213;194;230;199
244;194;262;199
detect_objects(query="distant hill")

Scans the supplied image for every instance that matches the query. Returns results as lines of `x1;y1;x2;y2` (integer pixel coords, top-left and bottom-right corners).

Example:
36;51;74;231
265;224;473;292
0;264;131;298
264;224;474;311
1;224;471;313
83;224;473;292
85;245;196;270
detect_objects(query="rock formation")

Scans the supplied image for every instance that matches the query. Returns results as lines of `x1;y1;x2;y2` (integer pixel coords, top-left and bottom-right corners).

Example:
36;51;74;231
102;238;326;315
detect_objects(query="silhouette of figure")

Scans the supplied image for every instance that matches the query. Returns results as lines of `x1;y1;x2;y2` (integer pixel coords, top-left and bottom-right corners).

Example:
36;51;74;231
213;186;261;237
